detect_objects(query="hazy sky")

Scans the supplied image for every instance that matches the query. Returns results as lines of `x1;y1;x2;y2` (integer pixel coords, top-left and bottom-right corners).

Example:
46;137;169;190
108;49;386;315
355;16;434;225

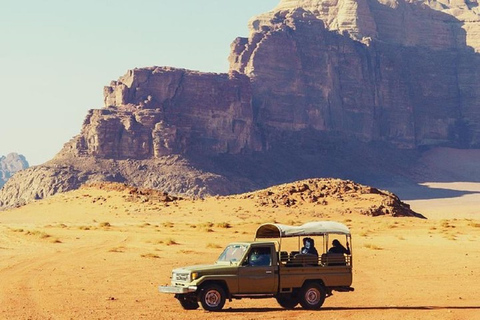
0;0;279;165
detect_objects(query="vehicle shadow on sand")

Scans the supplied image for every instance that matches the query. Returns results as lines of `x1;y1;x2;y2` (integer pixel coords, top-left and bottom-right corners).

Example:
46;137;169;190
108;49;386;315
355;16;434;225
322;306;480;311
220;305;480;313
221;307;285;313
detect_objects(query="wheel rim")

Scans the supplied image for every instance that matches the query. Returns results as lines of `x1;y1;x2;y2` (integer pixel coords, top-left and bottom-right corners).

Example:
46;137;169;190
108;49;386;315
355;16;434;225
305;288;321;305
205;290;221;307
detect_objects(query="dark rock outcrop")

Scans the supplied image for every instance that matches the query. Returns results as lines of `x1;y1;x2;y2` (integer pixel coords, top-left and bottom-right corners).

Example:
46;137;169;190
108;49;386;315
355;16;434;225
2;0;480;208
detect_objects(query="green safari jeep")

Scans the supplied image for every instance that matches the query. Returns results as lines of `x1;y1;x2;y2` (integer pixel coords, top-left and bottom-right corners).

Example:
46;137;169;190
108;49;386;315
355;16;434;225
159;221;354;311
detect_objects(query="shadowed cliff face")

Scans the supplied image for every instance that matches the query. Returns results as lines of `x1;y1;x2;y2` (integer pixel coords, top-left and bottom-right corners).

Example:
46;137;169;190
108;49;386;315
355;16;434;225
2;0;480;208
230;5;480;149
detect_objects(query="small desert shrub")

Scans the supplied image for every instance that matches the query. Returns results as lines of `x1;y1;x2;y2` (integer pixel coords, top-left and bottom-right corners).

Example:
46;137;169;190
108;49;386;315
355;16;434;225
198;222;214;228
25;230;51;239
78;226;91;231
468;222;480;228
165;238;178;246
440;220;455;229
109;246;126;253
364;243;383;250
445;234;457;241
10;228;24;233
206;243;222;249
141;253;160;259
99;222;111;228
216;222;232;229
179;250;195;254
162;222;174;228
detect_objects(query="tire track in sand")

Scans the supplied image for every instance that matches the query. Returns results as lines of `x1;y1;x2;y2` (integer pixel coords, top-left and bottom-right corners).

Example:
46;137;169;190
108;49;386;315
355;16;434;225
0;227;129;319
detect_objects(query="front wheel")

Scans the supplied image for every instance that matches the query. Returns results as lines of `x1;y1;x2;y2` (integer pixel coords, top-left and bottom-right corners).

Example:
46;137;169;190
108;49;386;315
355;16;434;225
177;294;199;310
299;282;326;310
199;284;226;311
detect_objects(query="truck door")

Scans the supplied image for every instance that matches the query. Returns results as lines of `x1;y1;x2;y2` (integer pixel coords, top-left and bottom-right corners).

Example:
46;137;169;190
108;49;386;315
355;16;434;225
238;246;277;293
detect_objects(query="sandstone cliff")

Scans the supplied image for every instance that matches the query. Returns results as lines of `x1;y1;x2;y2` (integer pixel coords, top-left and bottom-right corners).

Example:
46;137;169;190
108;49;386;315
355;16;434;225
2;0;480;208
58;68;261;160
230;2;480;148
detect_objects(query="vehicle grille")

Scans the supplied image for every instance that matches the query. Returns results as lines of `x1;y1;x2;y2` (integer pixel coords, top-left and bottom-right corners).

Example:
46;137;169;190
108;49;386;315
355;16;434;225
174;272;189;282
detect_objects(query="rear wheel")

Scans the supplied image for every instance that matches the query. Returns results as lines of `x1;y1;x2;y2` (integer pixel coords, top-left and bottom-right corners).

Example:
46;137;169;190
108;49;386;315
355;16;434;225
177;294;199;310
276;294;299;309
199;284;226;311
299;282;326;310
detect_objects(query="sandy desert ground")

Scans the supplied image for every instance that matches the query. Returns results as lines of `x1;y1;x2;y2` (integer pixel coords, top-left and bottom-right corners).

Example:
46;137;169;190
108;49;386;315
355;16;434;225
0;181;479;320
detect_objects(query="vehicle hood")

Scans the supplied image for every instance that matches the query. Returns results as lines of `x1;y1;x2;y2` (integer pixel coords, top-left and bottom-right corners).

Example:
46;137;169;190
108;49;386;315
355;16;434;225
174;264;238;274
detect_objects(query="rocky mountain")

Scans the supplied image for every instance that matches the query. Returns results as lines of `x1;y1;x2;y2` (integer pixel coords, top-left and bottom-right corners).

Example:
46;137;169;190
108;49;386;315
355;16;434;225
0;153;29;189
2;0;480;208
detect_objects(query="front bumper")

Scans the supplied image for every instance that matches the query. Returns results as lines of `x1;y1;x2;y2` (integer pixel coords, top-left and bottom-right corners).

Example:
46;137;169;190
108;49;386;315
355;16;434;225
158;285;198;294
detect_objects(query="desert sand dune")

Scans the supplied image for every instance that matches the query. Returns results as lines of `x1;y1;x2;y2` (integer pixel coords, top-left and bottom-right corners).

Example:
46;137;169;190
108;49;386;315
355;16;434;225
0;183;479;319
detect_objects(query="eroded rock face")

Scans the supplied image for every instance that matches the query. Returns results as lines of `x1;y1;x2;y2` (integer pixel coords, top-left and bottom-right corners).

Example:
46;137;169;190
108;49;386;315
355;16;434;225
230;4;480;148
272;0;480;51
58;68;261;160
68;0;480;159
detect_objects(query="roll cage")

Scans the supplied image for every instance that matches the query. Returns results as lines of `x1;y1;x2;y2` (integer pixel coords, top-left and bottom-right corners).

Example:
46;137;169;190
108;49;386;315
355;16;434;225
254;221;352;265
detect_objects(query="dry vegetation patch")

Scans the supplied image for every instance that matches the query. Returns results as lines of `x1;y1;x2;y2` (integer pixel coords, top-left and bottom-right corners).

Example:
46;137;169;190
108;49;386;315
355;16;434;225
82;182;183;204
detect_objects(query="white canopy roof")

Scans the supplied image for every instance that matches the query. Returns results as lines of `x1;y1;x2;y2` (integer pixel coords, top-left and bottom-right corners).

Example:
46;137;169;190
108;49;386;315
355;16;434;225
255;221;350;239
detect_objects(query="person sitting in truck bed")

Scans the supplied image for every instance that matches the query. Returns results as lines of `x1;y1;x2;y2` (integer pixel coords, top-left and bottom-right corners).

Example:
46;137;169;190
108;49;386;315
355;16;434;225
300;237;318;256
328;239;351;255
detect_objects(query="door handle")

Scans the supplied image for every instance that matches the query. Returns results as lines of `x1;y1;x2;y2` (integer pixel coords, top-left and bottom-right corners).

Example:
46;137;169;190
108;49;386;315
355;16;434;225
266;270;272;274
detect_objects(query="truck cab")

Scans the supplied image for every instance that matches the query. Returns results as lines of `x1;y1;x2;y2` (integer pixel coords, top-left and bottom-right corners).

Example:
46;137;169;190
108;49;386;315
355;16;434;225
159;221;354;311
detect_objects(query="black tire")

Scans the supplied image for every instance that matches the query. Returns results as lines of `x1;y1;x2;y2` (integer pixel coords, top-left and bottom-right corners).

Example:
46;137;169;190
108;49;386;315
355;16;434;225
177;294;199;310
199;284;226;311
299;282;326;310
276;294;299;309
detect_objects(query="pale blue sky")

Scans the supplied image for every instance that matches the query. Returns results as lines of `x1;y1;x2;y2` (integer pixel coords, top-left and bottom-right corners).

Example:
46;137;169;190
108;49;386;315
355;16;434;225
0;0;278;165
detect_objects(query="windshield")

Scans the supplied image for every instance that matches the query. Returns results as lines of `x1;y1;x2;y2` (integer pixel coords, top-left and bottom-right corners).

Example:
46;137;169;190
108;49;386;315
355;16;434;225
217;244;248;264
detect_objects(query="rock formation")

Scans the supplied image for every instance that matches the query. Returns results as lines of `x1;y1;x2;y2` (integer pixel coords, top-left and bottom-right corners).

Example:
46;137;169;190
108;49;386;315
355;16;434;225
59;68;260;159
235;178;425;218
2;0;480;208
0;153;29;189
230;1;480;148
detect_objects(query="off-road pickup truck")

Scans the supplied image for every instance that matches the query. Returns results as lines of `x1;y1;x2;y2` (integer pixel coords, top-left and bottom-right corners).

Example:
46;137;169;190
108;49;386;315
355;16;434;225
159;221;354;311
